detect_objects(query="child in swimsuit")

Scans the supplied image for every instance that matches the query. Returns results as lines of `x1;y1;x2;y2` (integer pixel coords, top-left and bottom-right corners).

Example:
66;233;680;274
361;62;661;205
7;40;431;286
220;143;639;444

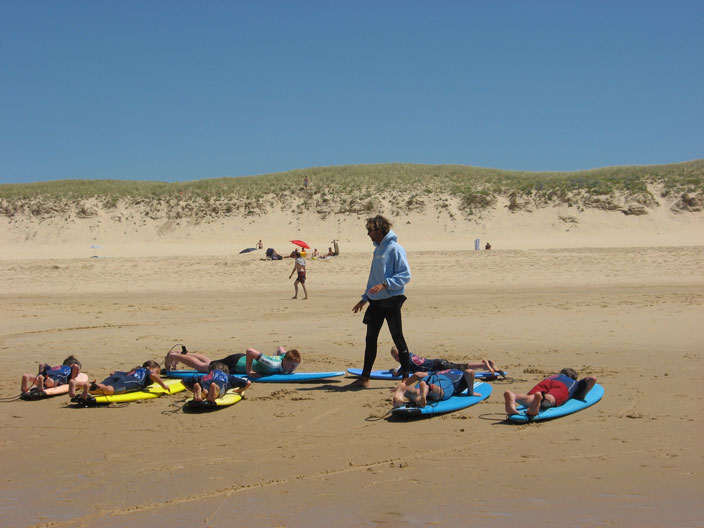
21;355;82;395
503;368;597;418
289;251;308;299
69;360;169;403
392;368;481;408
164;346;301;376
182;361;251;402
389;346;502;377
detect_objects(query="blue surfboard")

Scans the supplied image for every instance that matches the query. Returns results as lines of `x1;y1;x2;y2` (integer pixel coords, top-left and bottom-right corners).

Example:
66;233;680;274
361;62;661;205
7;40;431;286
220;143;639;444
347;368;506;381
162;370;344;383
392;381;492;417
508;383;604;423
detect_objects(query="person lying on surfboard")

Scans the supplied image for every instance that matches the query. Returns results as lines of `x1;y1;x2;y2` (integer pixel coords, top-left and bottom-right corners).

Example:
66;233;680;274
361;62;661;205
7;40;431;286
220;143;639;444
164;346;301;378
181;361;251;403
392;368;481;408
69;360;169;404
503;368;597;419
388;347;503;378
21;355;82;396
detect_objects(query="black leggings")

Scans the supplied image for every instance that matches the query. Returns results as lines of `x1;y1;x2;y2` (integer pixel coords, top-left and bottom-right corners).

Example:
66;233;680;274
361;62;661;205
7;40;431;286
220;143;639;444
362;296;411;377
217;353;245;373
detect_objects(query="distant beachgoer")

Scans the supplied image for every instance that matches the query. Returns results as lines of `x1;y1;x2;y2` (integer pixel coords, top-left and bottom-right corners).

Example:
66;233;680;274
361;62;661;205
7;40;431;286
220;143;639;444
289;251;308;299
348;215;412;388
265;248;283;260
304;176;309;189
485;242;492;250
257;240;263;249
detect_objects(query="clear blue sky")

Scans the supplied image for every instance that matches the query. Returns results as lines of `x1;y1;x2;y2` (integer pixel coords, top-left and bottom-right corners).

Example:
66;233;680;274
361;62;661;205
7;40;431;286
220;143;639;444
1;1;702;184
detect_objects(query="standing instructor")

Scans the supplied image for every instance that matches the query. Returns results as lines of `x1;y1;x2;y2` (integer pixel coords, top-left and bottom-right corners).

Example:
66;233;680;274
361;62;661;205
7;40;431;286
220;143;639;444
349;215;412;388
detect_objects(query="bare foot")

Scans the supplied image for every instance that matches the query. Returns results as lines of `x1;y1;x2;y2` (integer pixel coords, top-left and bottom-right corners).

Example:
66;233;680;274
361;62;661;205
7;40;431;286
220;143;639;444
292;296;297;299
416;381;428;408
346;378;370;389
528;392;543;416
504;391;518;415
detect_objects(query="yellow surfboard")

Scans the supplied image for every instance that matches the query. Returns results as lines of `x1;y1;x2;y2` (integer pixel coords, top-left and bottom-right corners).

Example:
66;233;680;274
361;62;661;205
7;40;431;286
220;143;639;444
183;389;244;412
91;378;185;404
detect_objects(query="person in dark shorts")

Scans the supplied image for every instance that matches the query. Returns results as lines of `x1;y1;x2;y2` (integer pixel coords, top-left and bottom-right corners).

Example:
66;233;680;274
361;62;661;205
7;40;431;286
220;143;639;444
289;251;308;299
392;368;481;408
69;360;169;403
503;368;597;418
21;355;82;394
182;361;250;402
164;346;301;377
388;346;502;377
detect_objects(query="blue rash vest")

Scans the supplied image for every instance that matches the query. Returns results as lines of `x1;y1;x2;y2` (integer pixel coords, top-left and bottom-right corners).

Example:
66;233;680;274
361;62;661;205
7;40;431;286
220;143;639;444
190;371;249;398
100;367;152;393
126;367;150;386
42;364;72;386
422;369;468;401
548;374;581;398
199;369;230;398
361;230;411;303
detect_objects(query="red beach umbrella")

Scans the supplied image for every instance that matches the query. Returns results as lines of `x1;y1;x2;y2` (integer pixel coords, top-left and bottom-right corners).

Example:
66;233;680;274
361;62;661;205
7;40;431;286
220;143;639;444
290;239;310;249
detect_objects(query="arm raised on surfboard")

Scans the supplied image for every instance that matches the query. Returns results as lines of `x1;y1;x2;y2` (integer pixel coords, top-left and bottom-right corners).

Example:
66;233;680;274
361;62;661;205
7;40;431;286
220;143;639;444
245;348;262;378
149;371;170;392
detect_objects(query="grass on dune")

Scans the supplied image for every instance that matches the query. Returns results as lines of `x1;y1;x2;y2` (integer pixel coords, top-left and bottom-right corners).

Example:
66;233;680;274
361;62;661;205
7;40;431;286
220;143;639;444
0;160;702;215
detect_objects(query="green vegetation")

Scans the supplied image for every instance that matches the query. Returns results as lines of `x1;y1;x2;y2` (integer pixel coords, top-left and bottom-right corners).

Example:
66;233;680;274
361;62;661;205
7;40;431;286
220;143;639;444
1;159;702;218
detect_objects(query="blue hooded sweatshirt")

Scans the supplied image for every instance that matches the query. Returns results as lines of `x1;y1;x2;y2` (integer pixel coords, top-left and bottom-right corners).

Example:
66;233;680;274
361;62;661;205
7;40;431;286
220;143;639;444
362;230;411;302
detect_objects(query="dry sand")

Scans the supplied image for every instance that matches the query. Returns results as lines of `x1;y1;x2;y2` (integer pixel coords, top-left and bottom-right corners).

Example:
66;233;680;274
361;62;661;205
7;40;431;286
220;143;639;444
1;207;703;527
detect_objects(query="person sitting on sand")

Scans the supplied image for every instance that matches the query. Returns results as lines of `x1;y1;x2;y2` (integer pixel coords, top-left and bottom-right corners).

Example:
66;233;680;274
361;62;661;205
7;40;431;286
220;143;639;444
264;248;283;260
312;248;320;259
318;247;334;260
21;355;82;395
289;250;308;299
388;346;502;377
182;361;250;403
69;360;170;403
503;368;597;418
392;368;480;408
164;346;301;378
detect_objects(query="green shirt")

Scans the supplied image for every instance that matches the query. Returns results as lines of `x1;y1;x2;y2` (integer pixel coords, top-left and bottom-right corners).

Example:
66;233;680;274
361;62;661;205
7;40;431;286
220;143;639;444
235;354;284;375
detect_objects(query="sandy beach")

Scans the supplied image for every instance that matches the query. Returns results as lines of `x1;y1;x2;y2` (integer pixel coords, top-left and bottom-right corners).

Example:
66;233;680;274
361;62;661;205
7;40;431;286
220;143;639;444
1;205;703;527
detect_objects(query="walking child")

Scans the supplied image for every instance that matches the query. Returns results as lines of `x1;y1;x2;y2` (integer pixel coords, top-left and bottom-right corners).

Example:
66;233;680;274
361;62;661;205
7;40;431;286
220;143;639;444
289;251;308;299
